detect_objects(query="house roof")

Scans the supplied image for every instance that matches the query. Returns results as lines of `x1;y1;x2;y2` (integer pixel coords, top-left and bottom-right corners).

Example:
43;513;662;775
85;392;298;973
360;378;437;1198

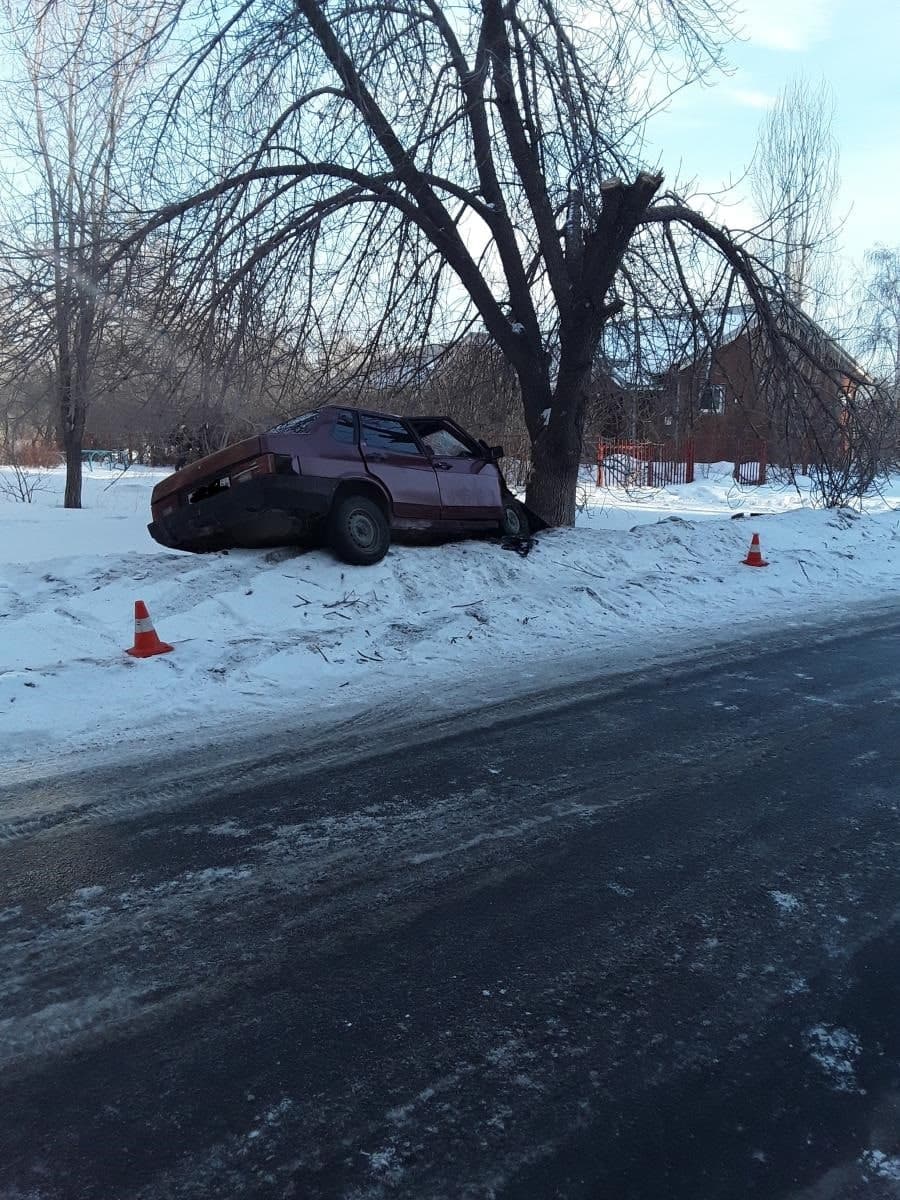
674;301;872;385
778;302;873;384
599;309;749;388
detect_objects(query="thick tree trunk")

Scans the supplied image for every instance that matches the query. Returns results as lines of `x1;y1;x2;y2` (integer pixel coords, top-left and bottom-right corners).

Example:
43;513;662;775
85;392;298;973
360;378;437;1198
526;432;580;527
62;433;83;509
58;360;86;509
524;377;586;527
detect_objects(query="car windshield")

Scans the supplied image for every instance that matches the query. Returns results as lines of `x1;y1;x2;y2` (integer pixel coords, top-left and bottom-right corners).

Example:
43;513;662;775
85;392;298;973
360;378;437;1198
267;411;319;435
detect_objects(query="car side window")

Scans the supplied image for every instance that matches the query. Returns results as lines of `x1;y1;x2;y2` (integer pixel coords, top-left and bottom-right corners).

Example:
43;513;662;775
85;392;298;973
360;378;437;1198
420;427;475;458
331;412;356;444
360;416;421;455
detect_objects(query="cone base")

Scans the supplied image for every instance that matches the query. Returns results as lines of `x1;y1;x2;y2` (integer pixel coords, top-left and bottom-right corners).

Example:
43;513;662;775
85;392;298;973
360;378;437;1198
127;642;174;658
742;557;768;568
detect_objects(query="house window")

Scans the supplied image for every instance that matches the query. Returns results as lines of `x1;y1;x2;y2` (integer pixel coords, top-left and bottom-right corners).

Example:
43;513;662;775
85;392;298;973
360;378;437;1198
699;383;725;414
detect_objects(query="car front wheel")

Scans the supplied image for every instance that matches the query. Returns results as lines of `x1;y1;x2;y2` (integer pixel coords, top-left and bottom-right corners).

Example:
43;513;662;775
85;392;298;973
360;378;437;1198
500;492;530;538
328;495;391;565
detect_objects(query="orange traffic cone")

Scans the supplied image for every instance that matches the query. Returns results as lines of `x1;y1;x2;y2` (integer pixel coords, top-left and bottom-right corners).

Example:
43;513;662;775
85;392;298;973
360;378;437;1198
126;600;174;658
742;532;769;568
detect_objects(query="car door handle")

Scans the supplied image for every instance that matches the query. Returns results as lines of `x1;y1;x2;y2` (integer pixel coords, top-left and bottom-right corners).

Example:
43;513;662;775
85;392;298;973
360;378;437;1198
365;451;386;461
433;461;452;470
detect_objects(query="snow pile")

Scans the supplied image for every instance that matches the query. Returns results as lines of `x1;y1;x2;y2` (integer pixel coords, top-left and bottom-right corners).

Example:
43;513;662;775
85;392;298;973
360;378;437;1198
1;462;899;770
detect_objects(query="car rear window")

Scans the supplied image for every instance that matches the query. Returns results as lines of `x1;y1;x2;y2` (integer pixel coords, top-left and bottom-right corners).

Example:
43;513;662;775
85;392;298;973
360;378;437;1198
360;415;421;455
267;411;319;435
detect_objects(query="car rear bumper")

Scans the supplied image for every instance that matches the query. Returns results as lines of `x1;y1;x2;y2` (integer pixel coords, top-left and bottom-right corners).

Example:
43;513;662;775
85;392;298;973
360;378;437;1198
148;475;337;552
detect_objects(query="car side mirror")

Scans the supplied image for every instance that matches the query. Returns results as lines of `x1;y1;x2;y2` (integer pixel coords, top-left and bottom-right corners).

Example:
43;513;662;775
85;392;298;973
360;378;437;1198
489;445;504;461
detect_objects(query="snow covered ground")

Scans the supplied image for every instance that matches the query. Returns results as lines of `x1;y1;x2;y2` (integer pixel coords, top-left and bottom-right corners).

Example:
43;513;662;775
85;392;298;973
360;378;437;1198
576;461;900;528
1;460;898;773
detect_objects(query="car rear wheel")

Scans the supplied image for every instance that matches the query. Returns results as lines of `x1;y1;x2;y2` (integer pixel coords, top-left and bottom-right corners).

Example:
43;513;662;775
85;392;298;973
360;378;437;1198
500;492;530;538
328;495;391;565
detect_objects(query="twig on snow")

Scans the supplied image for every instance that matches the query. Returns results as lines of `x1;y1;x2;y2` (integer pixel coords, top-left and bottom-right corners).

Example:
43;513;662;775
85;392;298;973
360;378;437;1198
545;558;606;581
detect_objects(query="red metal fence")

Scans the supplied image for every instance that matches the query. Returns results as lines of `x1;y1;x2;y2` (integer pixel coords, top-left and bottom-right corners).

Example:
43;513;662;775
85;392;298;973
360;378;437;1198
597;437;768;488
693;433;768;486
733;443;768;486
596;439;695;487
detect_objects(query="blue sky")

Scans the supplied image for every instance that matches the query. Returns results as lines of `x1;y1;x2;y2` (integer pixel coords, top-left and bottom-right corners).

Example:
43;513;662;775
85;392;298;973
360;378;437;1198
643;0;900;272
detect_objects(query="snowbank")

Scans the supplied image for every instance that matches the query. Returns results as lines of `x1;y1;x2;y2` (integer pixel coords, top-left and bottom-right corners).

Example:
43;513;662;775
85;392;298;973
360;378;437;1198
577;462;900;529
1;462;898;772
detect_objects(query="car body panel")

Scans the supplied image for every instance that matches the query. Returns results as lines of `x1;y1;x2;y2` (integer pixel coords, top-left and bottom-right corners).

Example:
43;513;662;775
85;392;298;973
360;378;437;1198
406;416;503;518
353;411;441;517
431;458;504;519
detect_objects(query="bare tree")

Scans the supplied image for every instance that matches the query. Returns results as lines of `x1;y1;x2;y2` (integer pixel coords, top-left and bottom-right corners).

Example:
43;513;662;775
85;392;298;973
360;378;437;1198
121;0;877;524
0;454;48;502
0;0;169;506
750;77;840;312
121;0;738;525
858;246;900;399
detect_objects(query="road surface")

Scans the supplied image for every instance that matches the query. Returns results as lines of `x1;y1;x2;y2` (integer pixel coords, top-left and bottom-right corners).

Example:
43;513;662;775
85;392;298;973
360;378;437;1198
3;611;900;1198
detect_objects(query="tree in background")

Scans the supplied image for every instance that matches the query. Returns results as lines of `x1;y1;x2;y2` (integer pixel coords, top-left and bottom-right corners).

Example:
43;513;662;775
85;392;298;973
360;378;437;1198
0;0;169;506
750;77;840;314
858;247;900;400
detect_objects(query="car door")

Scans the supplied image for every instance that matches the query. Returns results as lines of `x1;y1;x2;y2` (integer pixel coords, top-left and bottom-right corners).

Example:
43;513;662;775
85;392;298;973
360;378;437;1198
409;420;502;519
358;413;442;518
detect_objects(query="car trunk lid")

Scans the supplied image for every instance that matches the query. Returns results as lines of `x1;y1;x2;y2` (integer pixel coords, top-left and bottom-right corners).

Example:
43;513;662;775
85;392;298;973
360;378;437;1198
151;437;264;509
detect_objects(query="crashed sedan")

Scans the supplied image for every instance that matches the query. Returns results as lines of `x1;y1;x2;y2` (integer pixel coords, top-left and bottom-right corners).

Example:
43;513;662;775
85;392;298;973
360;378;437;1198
148;406;531;565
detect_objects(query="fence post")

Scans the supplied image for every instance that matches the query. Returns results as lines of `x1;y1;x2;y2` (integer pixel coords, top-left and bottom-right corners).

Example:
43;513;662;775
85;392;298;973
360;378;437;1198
596;439;603;488
759;441;768;486
685;438;694;485
647;447;654;489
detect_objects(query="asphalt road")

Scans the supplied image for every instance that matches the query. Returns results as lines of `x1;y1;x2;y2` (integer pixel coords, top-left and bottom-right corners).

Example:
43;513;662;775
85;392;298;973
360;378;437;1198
3;611;900;1199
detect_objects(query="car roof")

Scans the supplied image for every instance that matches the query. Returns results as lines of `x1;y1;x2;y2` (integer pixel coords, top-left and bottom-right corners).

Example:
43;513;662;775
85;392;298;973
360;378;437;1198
317;403;398;420
319;404;452;424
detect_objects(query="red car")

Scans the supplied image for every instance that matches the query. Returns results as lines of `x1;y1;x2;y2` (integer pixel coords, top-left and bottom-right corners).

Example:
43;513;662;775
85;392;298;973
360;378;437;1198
148;406;530;564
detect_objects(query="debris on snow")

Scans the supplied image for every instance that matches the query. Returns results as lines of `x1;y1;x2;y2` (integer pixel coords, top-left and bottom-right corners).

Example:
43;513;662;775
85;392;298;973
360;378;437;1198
805;1024;863;1093
861;1150;900;1180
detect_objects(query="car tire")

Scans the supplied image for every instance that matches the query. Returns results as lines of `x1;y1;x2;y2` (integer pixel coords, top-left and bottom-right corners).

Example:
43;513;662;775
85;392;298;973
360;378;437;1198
328;494;391;565
500;492;530;538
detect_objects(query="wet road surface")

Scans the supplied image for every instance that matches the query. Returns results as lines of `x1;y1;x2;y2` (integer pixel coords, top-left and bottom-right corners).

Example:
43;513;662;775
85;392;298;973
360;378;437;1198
3;612;900;1198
